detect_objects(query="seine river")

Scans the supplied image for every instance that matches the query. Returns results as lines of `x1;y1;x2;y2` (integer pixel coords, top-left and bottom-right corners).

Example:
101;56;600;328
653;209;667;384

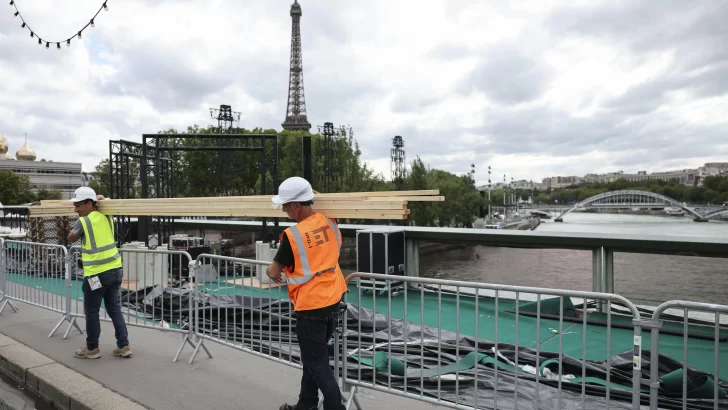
419;213;728;305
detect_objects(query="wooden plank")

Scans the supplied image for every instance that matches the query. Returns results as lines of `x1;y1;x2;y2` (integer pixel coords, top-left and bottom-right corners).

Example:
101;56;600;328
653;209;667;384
364;196;444;202
120;280;140;291
29;209;409;219
29;189;440;219
314;189;440;197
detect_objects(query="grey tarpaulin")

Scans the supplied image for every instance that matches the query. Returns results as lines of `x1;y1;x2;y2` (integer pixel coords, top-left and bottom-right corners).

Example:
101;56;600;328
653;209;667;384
120;285;727;410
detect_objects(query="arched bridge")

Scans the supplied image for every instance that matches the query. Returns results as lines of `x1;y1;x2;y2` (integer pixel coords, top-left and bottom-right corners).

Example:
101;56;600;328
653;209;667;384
704;208;728;220
554;190;708;222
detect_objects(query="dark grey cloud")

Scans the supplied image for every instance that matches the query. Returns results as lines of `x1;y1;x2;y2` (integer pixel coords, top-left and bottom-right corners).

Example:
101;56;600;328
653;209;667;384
546;1;728;70
457;46;554;105
95;44;237;111
603;61;728;117
427;42;474;61
3;0;728;180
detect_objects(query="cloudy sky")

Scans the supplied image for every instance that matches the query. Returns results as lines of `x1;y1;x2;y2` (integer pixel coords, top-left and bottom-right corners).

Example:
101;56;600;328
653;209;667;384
1;0;727;185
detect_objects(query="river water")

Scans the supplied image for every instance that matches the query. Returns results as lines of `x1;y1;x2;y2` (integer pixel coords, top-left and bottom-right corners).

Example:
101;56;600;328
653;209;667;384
419;213;728;305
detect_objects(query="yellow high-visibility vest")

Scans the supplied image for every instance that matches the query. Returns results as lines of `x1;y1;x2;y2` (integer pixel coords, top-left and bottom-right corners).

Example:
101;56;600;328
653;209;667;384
79;211;122;276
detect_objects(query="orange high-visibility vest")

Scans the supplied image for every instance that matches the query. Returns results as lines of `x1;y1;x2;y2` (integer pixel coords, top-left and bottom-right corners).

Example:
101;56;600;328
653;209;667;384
282;213;347;311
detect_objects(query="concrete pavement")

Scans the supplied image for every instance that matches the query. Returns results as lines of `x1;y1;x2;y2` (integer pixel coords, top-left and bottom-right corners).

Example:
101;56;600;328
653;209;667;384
0;300;445;410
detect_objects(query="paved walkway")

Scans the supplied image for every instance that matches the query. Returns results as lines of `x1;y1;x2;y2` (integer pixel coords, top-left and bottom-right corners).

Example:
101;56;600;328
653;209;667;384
0;300;445;410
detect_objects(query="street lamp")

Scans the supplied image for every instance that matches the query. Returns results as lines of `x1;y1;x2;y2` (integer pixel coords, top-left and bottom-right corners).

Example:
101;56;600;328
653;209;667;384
487;166;491;223
503;174;507;220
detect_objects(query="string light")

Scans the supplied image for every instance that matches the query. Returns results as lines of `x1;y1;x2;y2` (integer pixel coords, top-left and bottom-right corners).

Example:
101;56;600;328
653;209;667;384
9;1;110;50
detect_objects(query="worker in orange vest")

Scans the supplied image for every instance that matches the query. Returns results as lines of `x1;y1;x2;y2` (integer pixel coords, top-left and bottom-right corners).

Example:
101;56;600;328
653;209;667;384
267;177;347;410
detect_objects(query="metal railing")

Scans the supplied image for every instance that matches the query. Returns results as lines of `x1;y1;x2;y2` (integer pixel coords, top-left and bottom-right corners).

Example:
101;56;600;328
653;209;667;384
67;246;197;362
0;237;726;409
338;272;645;410
186;253;292;367
0;238;79;338
648;301;728;410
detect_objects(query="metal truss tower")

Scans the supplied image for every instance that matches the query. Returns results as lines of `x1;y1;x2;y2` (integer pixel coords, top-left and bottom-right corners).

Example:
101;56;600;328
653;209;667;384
209;104;241;133
318;122;337;192
391;136;406;189
281;0;312;131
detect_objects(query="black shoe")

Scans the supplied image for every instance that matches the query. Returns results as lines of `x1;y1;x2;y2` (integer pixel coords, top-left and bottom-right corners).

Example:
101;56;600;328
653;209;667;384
278;405;317;410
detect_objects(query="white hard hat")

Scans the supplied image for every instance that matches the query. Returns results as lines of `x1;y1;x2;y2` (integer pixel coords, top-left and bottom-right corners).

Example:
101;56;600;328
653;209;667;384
272;177;314;205
70;186;97;203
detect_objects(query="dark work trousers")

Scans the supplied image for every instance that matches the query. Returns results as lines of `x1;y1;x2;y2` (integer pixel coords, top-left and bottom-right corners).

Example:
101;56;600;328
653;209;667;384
82;268;129;350
295;312;345;410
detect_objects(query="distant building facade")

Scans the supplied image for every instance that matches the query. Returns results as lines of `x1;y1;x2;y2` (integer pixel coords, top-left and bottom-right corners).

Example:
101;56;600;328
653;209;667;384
542;162;728;189
0;133;83;200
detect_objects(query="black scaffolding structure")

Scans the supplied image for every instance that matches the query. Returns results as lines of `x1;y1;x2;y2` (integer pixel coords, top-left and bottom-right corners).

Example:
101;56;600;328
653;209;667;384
109;139;172;245
317;122;338;193
109;134;279;246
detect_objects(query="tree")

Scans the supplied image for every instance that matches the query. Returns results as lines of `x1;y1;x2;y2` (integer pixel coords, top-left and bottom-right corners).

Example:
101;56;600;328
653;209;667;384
88;158;111;197
535;193;549;204
34;189;62;201
0;171;35;205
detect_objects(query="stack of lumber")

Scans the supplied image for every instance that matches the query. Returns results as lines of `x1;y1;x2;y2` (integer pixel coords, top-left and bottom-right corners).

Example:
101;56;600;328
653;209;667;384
28;190;443;220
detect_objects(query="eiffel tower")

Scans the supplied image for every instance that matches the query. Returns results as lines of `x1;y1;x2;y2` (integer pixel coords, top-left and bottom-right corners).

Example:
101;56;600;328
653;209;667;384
281;0;312;131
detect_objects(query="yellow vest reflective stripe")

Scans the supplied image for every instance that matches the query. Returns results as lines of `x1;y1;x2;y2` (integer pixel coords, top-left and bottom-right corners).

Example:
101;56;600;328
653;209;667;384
79;211;122;276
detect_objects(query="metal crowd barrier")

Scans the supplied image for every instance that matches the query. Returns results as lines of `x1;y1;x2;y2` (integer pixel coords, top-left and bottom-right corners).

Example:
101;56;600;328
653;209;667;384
68;246;197;362
0;238;79;338
186;253;293;367
648;301;728;410
3;237;728;410
338;272;645;410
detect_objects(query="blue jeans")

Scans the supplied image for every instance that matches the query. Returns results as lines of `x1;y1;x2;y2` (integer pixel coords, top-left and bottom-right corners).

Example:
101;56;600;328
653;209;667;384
295;313;345;410
82;268;129;350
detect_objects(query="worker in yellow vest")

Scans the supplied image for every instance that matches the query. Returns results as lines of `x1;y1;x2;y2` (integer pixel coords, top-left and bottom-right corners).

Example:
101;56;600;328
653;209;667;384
67;187;132;359
266;177;347;410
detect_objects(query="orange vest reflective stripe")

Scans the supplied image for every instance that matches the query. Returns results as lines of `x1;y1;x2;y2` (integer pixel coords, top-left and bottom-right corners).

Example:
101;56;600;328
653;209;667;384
283;213;347;311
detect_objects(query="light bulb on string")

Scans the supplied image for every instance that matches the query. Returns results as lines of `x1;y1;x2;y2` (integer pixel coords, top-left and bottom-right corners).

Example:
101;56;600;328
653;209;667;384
12;1;108;48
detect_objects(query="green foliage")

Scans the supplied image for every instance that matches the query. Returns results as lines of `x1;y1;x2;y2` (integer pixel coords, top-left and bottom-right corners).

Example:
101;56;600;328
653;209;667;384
0;172;63;204
0;171;35;205
539;176;728;204
88;158;110;197
34;189;62;201
87;125;494;226
404;157;484;227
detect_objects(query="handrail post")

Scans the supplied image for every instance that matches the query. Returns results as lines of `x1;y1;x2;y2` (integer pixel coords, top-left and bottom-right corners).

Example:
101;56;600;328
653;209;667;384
592;247;604;302
187;258;212;364
648;318;663;410
0;238;17;314
604;248;614;294
405;238;419;277
51;247;83;338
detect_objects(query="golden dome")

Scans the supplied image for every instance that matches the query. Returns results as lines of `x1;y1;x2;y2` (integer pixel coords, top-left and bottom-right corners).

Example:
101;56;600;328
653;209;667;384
0;132;7;155
16;135;36;161
3;152;13;160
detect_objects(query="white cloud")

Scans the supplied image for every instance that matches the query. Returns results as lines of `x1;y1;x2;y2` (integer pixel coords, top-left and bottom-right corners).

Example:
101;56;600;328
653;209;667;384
0;0;725;185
